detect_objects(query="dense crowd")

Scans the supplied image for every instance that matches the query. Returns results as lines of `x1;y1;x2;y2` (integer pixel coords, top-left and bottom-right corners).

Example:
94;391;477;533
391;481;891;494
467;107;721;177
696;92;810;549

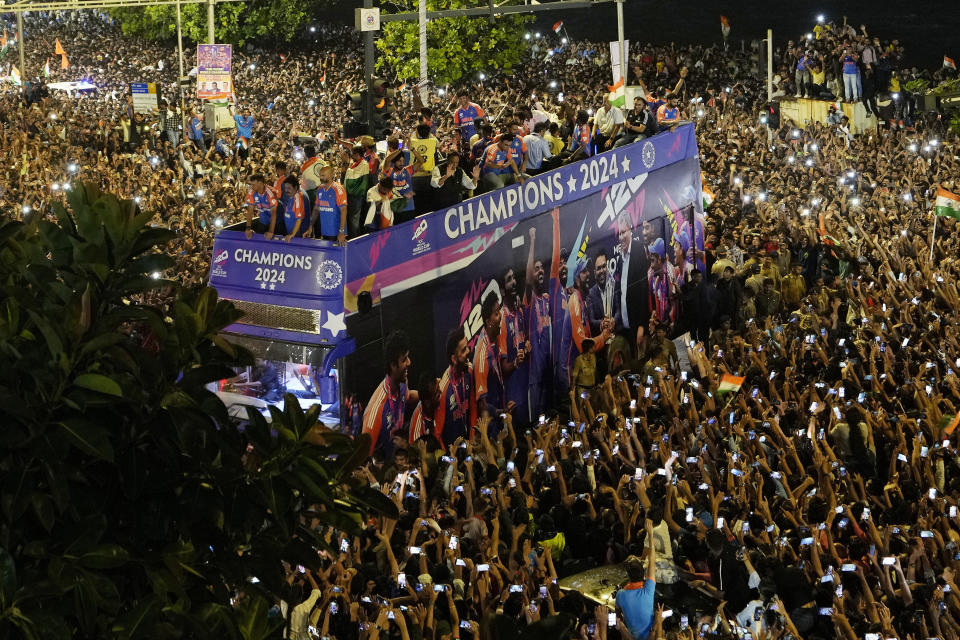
4;9;960;640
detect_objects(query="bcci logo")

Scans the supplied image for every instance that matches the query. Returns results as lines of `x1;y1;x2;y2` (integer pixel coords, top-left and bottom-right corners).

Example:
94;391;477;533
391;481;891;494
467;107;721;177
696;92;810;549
412;219;428;241
642;141;656;169
316;259;343;290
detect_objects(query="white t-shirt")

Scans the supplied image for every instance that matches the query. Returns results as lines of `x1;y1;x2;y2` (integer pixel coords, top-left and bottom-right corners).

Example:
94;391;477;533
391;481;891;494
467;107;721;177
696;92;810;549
644;520;678;584
594;105;625;136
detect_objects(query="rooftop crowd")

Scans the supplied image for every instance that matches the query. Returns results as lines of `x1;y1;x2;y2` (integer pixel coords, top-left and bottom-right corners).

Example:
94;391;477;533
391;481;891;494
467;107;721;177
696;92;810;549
3;9;960;640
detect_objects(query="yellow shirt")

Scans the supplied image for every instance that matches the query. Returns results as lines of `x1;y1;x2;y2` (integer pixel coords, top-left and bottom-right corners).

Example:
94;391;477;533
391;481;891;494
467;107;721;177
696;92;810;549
545;133;565;157
409;135;438;177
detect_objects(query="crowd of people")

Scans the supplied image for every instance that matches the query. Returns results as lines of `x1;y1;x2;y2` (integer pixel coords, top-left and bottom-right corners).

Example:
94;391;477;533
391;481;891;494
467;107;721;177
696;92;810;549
4;8;960;640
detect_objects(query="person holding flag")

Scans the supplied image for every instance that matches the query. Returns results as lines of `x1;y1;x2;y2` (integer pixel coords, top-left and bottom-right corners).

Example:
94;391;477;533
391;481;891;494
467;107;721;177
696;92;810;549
720;16;731;44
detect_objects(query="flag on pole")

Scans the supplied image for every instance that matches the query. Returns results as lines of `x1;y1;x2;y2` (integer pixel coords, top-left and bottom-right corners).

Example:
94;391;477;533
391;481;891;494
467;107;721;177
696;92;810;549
716;373;745;395
935;187;960;220
9;64;21;86
553;21;563;34
702;185;715;209
60;53;69;69
398;82;407;93
607;77;625;108
720;16;731;39
44;58;50;78
279;53;287;63
55;38;65;55
1;29;7;49
320;72;326;85
945;56;957;70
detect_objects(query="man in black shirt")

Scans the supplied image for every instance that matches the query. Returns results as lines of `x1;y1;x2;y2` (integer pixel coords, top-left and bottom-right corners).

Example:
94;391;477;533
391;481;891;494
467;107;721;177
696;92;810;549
614;100;656;148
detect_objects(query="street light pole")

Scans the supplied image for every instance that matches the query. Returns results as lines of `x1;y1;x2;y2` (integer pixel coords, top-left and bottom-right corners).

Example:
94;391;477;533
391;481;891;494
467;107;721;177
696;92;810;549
615;0;626;83
207;0;215;44
176;0;186;116
418;0;428;104
16;12;26;87
767;28;773;103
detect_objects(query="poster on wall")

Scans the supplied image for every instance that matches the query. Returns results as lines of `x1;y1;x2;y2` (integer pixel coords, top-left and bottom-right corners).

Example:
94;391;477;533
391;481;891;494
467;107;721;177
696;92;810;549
197;44;233;100
343;125;705;426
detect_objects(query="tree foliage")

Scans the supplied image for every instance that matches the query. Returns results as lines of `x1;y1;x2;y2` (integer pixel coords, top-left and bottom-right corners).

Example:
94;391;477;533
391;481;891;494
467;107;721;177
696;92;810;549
110;0;319;46
376;0;532;85
0;184;396;639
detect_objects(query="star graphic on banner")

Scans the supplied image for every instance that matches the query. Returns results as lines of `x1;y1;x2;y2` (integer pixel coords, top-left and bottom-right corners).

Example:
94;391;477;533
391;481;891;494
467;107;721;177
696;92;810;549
260;282;266;289
322;310;347;337
621;155;631;173
324;268;335;281
566;175;578;193
269;283;276;290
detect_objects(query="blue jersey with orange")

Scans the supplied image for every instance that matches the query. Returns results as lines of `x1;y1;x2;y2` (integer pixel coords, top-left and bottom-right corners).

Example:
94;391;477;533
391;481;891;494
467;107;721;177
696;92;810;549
246;186;279;226
454;102;485;140
508;135;527;170
473;330;504;415
436;365;475;446
189;116;204;141
482;144;515;175
525;292;552;385
471;136;491;161
550;277;573;394
656;104;679;124
501;301;529;424
314;182;348;236
409;402;437;445
389;166;415;212
280;188;309;233
361;375;408;457
570;123;592;157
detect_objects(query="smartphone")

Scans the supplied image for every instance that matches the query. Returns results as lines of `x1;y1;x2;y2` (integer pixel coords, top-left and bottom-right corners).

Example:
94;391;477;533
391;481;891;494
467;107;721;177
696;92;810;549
506;461;515;473
340;539;349;553
841;563;857;572
921;530;934;538
882;556;896;566
456;558;466;566
409;546;421;555
862;508;870;521
329;602;339;614
449;536;459;550
397;574;407;587
608;612;617;627
929;487;937;499
717;517;725;530
951;506;957;518
477;564;490;572
540;586;549;598
679;614;688;631
809;402;818;413
630;399;637;409
509;584;523;593
460;621;471;629
800;537;814;546
685;507;694;523
818;607;833;616
635;467;643;480
297;564;306;573
661;609;673;619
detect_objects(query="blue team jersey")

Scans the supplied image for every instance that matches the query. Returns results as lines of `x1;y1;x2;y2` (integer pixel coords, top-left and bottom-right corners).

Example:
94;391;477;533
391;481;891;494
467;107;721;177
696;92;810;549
526;293;552;385
245;187;278;226
473;331;504;416
454;103;485;140
502;302;529;424
189;116;203;140
234;115;254;139
314;182;348;237
280;189;308;233
361;376;408;457
550;278;573;394
437;365;473;446
390;167;415;211
471;137;491;161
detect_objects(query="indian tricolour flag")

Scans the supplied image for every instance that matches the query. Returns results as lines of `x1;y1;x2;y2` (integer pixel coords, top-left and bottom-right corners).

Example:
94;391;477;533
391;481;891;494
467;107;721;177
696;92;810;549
702;185;715;209
945;56;957;70
935;187;960;220
716;373;745;395
553;21;563;34
9;64;21;86
937;413;959;436
44;58;51;78
607;77;625;108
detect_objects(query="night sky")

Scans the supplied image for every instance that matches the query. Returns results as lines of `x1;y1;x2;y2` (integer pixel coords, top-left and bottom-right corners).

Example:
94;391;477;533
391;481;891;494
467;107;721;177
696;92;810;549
522;0;960;71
